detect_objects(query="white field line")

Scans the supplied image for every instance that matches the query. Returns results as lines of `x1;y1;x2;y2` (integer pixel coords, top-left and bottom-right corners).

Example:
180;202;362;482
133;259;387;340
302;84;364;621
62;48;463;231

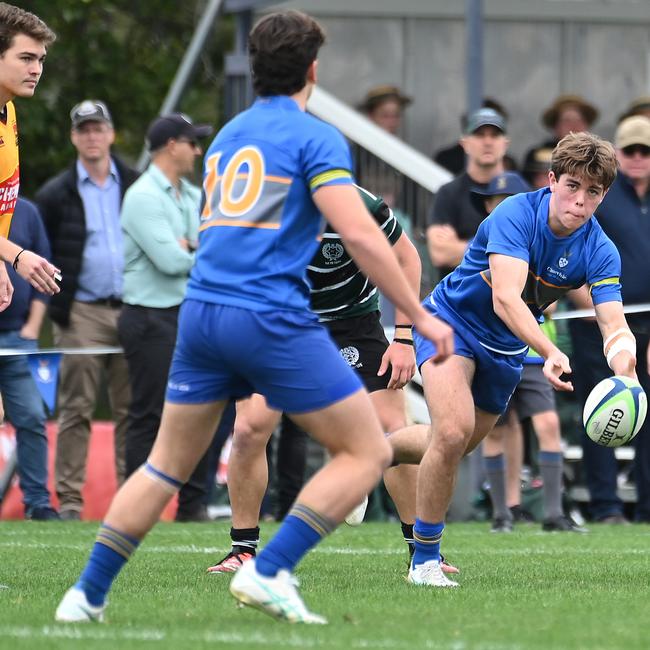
0;540;650;556
0;624;527;650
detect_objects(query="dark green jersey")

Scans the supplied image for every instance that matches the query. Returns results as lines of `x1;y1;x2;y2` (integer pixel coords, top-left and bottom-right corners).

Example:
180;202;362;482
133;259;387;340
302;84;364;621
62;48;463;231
308;185;403;320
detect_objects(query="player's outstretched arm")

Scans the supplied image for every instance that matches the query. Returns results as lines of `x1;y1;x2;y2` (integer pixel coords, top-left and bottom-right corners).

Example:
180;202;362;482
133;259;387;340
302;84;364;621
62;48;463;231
315;185;454;364
378;232;421;388
489;253;573;391
594;300;637;380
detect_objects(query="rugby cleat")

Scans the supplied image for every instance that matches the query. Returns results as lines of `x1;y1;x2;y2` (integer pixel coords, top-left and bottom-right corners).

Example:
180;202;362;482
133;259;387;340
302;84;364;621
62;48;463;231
230;558;327;624
207;550;254;574
55;587;106;623
344;495;368;526
408;559;459;588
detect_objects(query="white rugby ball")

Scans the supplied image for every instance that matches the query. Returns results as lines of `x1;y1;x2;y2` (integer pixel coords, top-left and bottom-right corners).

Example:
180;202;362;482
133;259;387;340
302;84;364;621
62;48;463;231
583;376;647;447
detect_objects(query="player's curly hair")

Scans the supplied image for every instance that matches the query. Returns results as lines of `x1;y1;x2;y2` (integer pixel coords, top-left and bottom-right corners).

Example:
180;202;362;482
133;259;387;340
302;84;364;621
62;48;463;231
551;132;618;190
248;11;325;97
0;3;55;56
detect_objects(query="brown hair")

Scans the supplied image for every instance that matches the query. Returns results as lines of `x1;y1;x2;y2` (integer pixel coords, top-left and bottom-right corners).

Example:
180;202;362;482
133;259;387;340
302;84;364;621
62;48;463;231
0;3;55;56
248;11;325;97
551;132;618;190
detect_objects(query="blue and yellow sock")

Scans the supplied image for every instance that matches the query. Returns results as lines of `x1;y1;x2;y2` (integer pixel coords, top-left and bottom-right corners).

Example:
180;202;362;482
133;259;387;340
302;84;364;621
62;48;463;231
255;503;336;577
76;524;140;606
412;518;444;568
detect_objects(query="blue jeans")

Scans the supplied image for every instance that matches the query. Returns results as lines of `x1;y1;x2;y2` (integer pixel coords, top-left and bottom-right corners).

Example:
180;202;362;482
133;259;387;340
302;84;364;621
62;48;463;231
0;330;51;511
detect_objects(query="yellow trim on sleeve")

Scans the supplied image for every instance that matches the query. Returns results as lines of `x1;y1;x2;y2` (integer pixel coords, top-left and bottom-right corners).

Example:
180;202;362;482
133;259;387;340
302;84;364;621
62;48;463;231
589;277;619;295
309;169;352;191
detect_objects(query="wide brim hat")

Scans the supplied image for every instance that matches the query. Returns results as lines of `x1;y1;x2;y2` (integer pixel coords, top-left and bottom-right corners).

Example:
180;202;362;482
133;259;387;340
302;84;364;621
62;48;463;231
357;85;412;112
541;94;598;129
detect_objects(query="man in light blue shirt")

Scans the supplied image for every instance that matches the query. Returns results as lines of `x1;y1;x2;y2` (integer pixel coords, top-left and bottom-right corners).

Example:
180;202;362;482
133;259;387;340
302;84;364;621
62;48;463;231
118;113;213;521
35;100;138;520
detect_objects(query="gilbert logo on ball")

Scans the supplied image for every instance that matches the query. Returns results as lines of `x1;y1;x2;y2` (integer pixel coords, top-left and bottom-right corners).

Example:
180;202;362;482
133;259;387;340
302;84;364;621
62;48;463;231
583;376;647;447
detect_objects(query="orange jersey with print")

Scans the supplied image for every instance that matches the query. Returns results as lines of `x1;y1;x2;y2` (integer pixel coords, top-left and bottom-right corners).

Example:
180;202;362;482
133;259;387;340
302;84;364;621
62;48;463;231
0;101;19;238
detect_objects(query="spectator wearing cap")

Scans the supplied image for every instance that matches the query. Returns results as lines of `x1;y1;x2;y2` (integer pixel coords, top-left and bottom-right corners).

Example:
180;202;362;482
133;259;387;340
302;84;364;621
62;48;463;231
118;113;213;521
35;100;138;520
426;107;510;278
567;115;650;524
522;94;598;174
433;98;518;176
618;96;650;123
357;84;411;136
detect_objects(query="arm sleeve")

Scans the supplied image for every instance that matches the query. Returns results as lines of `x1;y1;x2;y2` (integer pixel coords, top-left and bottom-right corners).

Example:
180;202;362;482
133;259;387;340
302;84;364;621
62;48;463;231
587;233;622;305
427;183;455;227
484;194;533;264
121;191;194;275
304;121;355;192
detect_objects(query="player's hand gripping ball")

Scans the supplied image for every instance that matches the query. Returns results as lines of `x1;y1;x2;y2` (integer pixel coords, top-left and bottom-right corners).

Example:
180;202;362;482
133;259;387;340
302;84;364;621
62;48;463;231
583;376;647;447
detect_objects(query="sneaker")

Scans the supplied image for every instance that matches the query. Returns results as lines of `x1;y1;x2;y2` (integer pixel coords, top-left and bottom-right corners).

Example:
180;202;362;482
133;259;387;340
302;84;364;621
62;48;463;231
490;517;513;533
229;558;327;624
510;505;535;523
542;515;588;533
55;587;105;623
207;550;254;574
408;559;459;587
344;495;368;526
596;513;630;525
26;506;60;521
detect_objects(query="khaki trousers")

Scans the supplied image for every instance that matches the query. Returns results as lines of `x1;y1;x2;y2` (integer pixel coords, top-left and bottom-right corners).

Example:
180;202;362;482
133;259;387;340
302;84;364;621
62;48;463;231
53;301;130;513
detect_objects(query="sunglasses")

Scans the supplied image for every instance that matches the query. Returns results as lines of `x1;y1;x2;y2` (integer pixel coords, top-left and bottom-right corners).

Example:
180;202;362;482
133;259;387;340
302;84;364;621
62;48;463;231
621;144;650;157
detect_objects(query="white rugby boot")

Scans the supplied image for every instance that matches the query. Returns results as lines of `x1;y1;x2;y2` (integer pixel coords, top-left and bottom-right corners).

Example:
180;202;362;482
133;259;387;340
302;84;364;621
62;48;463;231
408;559;460;588
55;586;106;622
230;558;327;624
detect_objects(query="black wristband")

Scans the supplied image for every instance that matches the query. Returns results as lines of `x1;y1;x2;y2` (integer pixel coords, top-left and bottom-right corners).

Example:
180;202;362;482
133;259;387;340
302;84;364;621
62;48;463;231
12;248;25;271
393;338;414;346
394;324;413;330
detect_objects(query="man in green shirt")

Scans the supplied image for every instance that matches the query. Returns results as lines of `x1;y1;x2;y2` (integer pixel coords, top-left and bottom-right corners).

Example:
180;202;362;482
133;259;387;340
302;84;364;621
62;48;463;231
118;113;212;521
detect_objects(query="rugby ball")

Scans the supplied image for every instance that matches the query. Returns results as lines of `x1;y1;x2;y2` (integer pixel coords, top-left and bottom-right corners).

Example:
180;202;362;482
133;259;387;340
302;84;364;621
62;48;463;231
583;376;647;447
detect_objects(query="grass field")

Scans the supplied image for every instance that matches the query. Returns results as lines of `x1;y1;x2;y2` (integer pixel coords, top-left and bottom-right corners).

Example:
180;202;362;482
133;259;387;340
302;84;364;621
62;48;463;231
1;520;649;650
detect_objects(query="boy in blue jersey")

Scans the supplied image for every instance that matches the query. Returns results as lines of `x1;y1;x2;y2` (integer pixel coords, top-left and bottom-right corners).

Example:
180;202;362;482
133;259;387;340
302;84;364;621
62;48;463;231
55;10;454;624
389;131;640;587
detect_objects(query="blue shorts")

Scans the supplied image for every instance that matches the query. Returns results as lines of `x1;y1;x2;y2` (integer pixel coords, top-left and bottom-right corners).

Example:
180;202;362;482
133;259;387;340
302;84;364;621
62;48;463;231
413;299;525;415
166;300;363;413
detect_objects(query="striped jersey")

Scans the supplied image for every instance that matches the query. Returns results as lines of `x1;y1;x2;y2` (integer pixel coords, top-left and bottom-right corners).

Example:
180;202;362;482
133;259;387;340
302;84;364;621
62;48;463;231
309;185;402;320
0;101;19;238
187;95;354;312
432;187;622;354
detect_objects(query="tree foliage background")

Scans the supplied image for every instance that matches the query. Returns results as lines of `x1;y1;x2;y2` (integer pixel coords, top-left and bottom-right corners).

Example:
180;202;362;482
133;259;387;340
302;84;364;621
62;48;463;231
17;0;233;196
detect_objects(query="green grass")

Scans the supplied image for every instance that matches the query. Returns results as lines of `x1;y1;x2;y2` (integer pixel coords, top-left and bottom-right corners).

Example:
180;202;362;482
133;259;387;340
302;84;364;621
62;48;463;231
1;521;649;649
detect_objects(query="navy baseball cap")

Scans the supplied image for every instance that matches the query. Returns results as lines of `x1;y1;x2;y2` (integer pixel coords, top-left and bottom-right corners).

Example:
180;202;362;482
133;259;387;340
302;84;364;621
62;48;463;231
146;113;213;151
465;107;507;134
472;172;531;197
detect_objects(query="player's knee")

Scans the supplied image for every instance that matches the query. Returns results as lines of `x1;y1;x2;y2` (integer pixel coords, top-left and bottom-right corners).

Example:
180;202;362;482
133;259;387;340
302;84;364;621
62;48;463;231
435;422;471;458
370;436;394;472
232;420;272;452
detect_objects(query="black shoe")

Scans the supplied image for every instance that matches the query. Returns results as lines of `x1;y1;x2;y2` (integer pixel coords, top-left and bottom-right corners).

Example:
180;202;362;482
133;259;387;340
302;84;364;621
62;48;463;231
27;506;60;521
542;515;588;533
490;517;513;533
510;505;535;523
175;505;211;522
596;513;630;525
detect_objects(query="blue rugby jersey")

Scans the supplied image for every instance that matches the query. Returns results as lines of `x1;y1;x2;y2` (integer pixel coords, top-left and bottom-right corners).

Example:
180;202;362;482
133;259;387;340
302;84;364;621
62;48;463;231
187;95;354;312
431;187;622;354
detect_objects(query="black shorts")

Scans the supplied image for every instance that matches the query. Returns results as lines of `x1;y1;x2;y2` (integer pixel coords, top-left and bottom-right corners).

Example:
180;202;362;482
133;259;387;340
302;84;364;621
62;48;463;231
497;363;556;425
324;311;391;394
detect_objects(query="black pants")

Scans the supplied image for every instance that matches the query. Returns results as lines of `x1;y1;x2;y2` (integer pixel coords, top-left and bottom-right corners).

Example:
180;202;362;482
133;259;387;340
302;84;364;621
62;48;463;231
569;319;650;521
118;304;213;517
